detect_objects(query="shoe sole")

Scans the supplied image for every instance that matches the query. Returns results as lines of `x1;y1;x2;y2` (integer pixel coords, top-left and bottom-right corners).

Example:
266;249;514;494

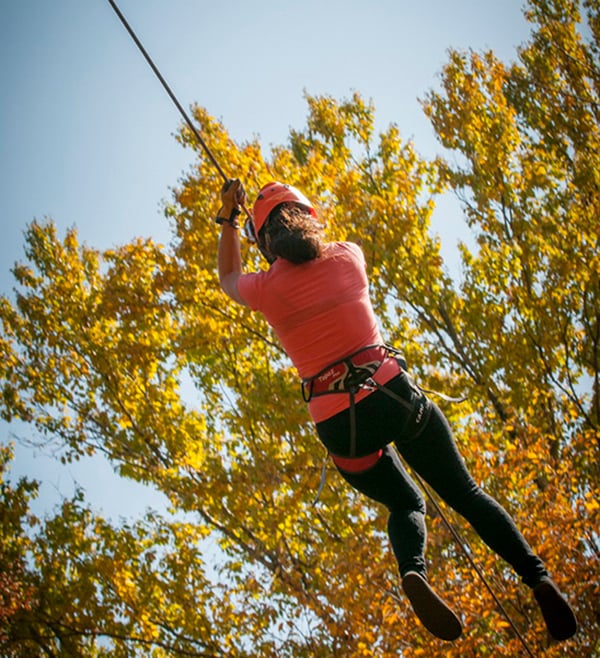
534;579;577;641
402;572;462;641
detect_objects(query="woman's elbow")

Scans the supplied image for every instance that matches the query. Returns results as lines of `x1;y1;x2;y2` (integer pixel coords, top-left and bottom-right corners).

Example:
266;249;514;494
219;272;247;305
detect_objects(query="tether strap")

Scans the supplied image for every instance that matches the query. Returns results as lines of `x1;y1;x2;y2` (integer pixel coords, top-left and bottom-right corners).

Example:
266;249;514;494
417;386;467;403
312;457;328;507
369;378;412;410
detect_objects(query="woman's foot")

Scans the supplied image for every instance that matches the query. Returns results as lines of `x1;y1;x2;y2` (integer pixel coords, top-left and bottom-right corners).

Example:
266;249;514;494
402;571;463;641
533;576;577;641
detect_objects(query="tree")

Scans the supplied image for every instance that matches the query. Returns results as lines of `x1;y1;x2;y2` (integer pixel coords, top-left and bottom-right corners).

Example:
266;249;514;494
0;0;598;655
0;445;36;652
0;444;233;657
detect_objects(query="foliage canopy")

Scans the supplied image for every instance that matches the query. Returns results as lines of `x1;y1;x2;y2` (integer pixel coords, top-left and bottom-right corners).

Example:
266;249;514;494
1;0;598;655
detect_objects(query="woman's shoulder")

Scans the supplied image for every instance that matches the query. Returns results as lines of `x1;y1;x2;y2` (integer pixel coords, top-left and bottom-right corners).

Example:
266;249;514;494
324;241;362;254
322;241;364;263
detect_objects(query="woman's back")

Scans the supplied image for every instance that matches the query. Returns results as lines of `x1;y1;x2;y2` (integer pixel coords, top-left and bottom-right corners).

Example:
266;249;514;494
238;241;381;379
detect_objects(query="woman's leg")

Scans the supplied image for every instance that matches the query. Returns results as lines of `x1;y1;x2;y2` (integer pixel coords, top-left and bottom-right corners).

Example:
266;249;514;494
333;446;463;641
397;403;577;640
334;446;428;578
397;403;547;587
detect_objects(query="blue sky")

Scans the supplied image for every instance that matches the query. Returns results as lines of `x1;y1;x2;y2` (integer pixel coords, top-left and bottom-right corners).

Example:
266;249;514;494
1;0;531;520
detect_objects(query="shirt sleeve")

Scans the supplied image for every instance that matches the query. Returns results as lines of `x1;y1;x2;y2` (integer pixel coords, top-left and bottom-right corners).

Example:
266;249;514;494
237;271;265;311
342;241;367;270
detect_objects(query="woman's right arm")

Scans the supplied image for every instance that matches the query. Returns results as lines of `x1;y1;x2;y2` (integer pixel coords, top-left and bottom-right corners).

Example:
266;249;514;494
216;179;248;305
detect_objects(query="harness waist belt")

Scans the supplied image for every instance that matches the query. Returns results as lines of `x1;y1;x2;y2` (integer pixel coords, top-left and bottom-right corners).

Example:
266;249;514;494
302;344;389;401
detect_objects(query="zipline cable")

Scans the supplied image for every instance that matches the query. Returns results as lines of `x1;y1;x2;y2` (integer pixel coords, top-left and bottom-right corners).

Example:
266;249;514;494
106;2;538;653
411;470;537;657
106;0;250;217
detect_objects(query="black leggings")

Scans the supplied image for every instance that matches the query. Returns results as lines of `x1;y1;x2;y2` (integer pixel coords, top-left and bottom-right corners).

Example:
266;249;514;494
315;373;548;587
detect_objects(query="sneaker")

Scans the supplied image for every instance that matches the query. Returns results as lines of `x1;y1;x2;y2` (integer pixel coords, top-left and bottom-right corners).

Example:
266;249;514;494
402;571;463;641
533;576;577;641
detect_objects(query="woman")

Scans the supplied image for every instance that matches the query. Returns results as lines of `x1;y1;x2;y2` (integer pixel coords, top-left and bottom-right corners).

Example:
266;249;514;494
215;179;577;642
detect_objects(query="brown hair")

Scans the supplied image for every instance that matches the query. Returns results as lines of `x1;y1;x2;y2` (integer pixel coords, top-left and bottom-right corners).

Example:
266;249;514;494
259;203;324;264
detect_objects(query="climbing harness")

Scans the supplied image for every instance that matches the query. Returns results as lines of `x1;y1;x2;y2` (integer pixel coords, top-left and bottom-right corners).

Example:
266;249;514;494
303;344;397;457
303;344;463;459
305;343;428;506
303;343;395;505
305;343;461;504
106;0;251;220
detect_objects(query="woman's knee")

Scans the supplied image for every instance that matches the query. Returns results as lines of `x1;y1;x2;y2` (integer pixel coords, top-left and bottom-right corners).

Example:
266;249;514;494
442;480;495;519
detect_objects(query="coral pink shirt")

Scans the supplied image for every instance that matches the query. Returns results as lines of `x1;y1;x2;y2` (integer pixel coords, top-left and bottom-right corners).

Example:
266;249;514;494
237;242;399;422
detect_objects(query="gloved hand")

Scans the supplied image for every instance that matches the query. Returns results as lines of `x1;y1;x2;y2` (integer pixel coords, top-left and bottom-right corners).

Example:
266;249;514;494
216;179;246;227
221;178;246;210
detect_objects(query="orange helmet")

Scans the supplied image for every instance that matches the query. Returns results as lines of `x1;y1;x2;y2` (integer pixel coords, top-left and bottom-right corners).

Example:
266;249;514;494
248;182;317;240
